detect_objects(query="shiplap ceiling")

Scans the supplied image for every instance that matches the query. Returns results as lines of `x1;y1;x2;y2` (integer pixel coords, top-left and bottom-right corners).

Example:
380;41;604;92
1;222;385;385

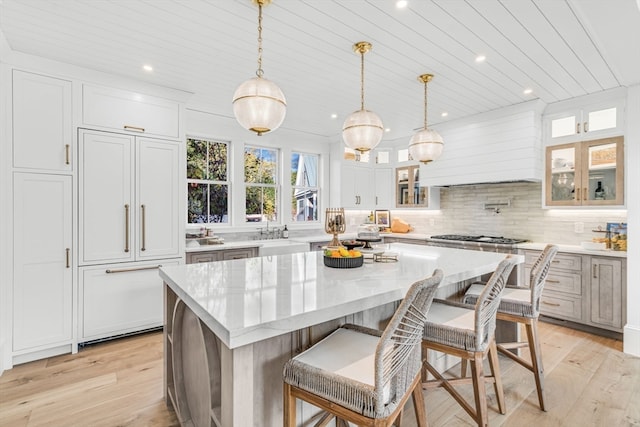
1;0;639;141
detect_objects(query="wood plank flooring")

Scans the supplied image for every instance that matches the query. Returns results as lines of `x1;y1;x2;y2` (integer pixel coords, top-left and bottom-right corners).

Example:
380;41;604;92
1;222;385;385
0;322;637;427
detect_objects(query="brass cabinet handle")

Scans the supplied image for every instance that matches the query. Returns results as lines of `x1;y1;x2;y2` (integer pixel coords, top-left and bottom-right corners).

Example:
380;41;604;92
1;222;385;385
583;188;587;201
546;279;560;283
593;264;598;279
66;248;70;268
141;204;146;251
65;144;70;165
576;187;580;201
376;196;378;205
124;204;130;253
552;260;561;263
584;121;589;132
576;122;581;134
106;264;162;274
123;125;145;132
542;300;561;307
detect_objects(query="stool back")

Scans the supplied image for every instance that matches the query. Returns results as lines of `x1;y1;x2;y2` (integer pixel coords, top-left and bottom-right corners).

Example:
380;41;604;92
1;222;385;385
373;269;443;415
474;256;518;351
529;244;559;317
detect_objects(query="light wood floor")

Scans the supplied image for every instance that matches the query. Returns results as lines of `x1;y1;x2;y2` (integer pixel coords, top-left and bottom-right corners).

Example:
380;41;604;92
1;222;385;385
1;322;638;427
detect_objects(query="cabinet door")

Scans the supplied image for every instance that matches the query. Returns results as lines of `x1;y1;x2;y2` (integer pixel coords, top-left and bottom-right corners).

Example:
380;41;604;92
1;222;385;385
374;168;393;208
580;137;624;206
590;257;623;330
79;260;178;341
340;166;358;208
221;248;258;260
136;138;181;260
13;71;73;172
354;167;375;208
545;143;580;206
186;252;220;264
82;84;181;139
79;130;134;264
13;173;72;351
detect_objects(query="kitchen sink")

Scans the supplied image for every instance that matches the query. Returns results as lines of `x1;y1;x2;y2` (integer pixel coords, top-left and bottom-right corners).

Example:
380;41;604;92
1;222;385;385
257;240;309;256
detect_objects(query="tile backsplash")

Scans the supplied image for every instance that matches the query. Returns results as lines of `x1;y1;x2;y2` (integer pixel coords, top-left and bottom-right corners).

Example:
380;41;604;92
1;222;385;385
349;182;627;246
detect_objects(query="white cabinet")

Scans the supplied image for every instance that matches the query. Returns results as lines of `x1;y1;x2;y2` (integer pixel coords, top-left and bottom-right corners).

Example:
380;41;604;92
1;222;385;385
79;260;178;342
544;100;623;144
341;165;375;208
13;173;73;352
12;70;73;172
82;84;181;139
374;167;393;209
79;129;181;265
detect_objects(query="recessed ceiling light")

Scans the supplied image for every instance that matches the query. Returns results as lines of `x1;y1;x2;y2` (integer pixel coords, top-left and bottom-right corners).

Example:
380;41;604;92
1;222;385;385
330;113;337;119
441;112;448;117
475;55;486;63
396;0;408;9
143;64;153;72
523;88;533;95
385;128;391;132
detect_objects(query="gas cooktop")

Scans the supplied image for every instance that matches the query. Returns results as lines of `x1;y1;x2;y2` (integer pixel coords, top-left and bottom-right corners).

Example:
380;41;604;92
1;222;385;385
429;234;528;245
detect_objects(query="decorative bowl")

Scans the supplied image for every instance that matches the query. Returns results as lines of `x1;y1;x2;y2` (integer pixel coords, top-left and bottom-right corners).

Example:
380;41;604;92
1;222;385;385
341;239;365;250
323;255;364;268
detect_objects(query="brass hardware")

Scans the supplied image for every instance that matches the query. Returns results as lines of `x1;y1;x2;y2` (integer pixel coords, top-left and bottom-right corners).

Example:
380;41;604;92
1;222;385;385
576;187;580;201
65;144;70;165
65;248;70;268
552;260;560;263
124;125;145;132
141;204;146;251
546;279;560;283
124;204;130;253
584;121;589;132
542;300;560;307
376;196;378;205
583;188;587;201
576;122;581;134
106;264;162;274
593;264;598;279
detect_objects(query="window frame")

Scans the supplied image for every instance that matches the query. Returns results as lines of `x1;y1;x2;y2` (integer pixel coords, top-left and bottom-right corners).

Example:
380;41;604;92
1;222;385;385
244;145;280;224
291;151;320;223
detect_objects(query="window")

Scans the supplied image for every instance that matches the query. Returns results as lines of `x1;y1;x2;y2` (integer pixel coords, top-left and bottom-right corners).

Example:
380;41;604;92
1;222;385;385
186;137;229;224
245;146;278;223
291;152;319;222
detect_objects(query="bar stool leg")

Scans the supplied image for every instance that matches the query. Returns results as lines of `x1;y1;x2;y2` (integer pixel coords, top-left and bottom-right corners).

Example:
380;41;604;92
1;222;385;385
488;340;506;414
526;319;546;411
470;352;488;427
283;383;296;426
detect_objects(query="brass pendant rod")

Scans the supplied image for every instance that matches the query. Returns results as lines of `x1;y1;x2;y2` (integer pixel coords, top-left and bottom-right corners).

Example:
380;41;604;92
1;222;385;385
256;2;264;77
423;80;428;129
360;50;365;110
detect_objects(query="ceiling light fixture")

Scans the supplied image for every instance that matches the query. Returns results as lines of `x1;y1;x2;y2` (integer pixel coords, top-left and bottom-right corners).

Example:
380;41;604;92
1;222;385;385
232;0;286;136
523;88;533;95
143;64;153;72
408;74;444;164
441;112;448;117
396;0;408;9
342;41;383;153
475;55;486;63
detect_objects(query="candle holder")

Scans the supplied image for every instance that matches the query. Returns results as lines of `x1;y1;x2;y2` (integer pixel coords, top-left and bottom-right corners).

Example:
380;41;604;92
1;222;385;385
325;208;346;248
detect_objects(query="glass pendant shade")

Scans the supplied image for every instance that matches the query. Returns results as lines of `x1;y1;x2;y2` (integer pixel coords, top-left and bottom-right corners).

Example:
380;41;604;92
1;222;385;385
342;109;384;153
233;76;286;136
409;128;444;164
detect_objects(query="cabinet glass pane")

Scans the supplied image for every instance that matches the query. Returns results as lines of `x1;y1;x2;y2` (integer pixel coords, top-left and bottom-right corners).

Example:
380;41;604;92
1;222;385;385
586;142;617;202
397;168;409;206
344;148;370;163
397;149;409;163
587;107;616;132
550;147;576;201
376;151;390;164
551;116;577;138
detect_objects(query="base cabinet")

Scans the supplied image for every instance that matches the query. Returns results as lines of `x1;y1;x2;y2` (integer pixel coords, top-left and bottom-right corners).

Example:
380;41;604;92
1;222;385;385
185;247;258;264
79;260;179;342
520;250;626;333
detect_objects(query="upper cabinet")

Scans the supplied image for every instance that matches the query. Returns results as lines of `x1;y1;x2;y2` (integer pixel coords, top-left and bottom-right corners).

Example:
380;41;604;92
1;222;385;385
395;165;430;208
82;84;182;139
544;100;624;144
12;70;73;172
545;136;624;207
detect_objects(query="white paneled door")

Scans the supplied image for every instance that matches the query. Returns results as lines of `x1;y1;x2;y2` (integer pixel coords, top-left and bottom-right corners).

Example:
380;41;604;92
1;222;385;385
13;173;72;351
79;130;134;264
136;138;180;260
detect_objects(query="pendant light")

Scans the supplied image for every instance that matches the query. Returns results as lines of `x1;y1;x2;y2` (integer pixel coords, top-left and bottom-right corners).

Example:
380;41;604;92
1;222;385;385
232;0;286;136
408;74;444;164
342;41;383;153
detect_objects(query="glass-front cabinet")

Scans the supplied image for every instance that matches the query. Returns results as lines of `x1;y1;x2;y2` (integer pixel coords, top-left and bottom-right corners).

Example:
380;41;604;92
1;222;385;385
545;136;624;207
396;165;428;207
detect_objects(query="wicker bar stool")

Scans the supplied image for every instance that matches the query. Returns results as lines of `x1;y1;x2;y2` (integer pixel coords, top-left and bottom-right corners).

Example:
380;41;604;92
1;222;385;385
282;270;443;427
463;244;558;411
421;256;518;427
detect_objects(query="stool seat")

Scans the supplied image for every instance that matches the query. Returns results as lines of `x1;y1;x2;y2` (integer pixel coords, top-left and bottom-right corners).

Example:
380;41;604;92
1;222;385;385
465;284;534;317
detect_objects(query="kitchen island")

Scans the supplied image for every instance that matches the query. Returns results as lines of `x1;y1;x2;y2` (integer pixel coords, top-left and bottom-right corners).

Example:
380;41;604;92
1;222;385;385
160;243;523;427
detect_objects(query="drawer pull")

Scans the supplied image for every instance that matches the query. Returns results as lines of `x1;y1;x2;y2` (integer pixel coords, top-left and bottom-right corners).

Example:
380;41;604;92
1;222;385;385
66;248;70;268
546;279;560;284
124;125;145;133
65;144;70;165
106;264;162;274
593;264;598;279
141;204;146;251
542;300;561;307
552;260;560;263
124;204;130;253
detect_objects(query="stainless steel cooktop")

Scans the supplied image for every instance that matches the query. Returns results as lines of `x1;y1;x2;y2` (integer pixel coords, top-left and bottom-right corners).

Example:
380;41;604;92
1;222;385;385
429;234;528;245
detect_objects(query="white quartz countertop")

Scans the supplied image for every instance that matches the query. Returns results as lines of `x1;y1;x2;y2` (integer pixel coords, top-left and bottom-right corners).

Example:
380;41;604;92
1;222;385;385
160;243;522;349
517;242;627;258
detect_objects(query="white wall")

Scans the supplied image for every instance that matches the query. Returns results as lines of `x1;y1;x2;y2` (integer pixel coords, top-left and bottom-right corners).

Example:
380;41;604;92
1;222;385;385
624;85;640;356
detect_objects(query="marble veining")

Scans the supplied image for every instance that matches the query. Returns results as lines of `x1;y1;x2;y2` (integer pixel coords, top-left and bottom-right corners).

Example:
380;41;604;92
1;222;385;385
160;243;522;349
